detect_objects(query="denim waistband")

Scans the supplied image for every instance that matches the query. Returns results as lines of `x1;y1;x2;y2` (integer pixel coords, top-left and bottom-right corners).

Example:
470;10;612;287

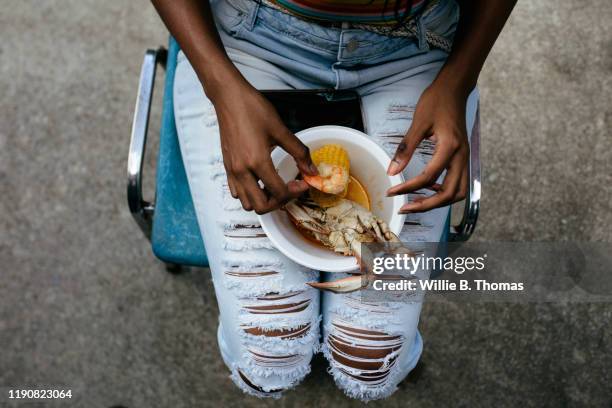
223;0;458;52
213;0;456;86
227;0;425;46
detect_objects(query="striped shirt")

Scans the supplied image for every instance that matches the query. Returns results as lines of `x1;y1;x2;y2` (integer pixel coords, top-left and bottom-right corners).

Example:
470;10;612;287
267;0;427;24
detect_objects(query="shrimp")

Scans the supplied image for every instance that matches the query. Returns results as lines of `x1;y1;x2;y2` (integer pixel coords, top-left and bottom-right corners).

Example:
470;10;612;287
303;162;349;195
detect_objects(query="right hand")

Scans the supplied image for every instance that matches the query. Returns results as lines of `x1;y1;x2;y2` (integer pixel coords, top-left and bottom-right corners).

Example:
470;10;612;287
212;82;318;214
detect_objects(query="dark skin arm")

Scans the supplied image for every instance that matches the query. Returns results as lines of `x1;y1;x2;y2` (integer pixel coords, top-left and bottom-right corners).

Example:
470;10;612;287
387;0;516;213
151;0;318;215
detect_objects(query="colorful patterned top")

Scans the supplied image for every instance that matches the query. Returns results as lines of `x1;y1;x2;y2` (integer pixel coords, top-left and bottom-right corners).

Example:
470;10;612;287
266;0;427;24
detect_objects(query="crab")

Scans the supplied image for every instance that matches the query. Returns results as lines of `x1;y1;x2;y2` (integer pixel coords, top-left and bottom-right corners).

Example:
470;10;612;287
284;197;409;293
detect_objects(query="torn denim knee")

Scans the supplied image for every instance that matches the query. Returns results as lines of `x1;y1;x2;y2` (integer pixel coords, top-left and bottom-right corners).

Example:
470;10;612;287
222;257;320;398
322;316;407;401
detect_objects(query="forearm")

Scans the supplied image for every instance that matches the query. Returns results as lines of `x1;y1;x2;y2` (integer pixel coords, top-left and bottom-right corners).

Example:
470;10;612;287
435;0;517;96
150;0;246;101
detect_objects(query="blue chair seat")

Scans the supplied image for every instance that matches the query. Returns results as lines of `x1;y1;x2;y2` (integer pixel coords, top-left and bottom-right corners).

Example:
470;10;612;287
151;38;208;267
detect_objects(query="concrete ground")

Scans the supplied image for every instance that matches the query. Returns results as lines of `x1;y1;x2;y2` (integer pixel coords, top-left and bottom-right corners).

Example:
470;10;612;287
1;0;611;407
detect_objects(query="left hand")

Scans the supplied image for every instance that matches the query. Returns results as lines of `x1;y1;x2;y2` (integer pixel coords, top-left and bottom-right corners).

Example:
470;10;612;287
386;80;470;213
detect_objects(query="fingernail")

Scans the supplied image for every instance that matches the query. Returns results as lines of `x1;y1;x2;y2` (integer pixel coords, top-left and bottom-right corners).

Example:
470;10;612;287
308;162;319;175
387;161;400;176
386;188;396;197
289;180;308;191
400;203;418;213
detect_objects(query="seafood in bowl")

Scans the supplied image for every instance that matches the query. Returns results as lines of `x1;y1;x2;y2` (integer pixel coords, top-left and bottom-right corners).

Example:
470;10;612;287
303;144;350;196
285;197;400;259
257;125;407;274
285;197;413;293
302;143;369;209
286;144;399;259
284;143;406;294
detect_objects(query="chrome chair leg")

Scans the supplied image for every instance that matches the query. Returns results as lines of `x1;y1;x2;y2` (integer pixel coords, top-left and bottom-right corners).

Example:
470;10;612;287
449;103;481;242
127;47;167;240
128;48;185;275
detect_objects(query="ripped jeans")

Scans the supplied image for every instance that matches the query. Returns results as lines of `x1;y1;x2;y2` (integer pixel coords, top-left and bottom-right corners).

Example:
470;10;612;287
173;0;476;401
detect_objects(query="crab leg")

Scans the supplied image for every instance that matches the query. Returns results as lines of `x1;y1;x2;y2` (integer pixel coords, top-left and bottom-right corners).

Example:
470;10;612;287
349;236;363;263
284;198;415;293
307;274;366;293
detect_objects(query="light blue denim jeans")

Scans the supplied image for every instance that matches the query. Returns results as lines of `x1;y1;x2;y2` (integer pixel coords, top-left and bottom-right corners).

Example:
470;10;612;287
173;0;478;401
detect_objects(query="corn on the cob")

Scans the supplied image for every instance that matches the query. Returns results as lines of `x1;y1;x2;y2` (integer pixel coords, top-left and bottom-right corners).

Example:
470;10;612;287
311;144;350;173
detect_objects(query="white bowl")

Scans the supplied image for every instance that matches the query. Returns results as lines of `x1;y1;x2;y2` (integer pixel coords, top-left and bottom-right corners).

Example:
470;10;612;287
258;126;406;273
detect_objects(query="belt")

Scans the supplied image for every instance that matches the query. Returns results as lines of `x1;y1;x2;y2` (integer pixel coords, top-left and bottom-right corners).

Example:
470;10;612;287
258;0;453;52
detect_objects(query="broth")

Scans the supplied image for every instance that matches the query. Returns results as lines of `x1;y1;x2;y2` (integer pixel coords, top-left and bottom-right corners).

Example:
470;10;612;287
345;175;370;210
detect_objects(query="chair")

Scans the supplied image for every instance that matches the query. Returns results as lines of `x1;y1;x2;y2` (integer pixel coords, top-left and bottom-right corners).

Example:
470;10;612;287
127;37;481;271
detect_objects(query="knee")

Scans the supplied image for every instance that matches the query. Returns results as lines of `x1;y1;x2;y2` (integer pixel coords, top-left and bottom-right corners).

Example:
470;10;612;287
216;245;320;396
323;319;407;401
225;274;320;397
232;366;303;398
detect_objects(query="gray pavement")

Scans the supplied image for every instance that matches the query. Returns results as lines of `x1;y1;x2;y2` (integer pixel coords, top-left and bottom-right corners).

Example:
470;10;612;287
1;1;611;407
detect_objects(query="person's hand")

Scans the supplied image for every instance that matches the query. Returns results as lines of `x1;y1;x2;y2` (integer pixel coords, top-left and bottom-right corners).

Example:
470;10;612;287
386;80;470;213
212;82;318;214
